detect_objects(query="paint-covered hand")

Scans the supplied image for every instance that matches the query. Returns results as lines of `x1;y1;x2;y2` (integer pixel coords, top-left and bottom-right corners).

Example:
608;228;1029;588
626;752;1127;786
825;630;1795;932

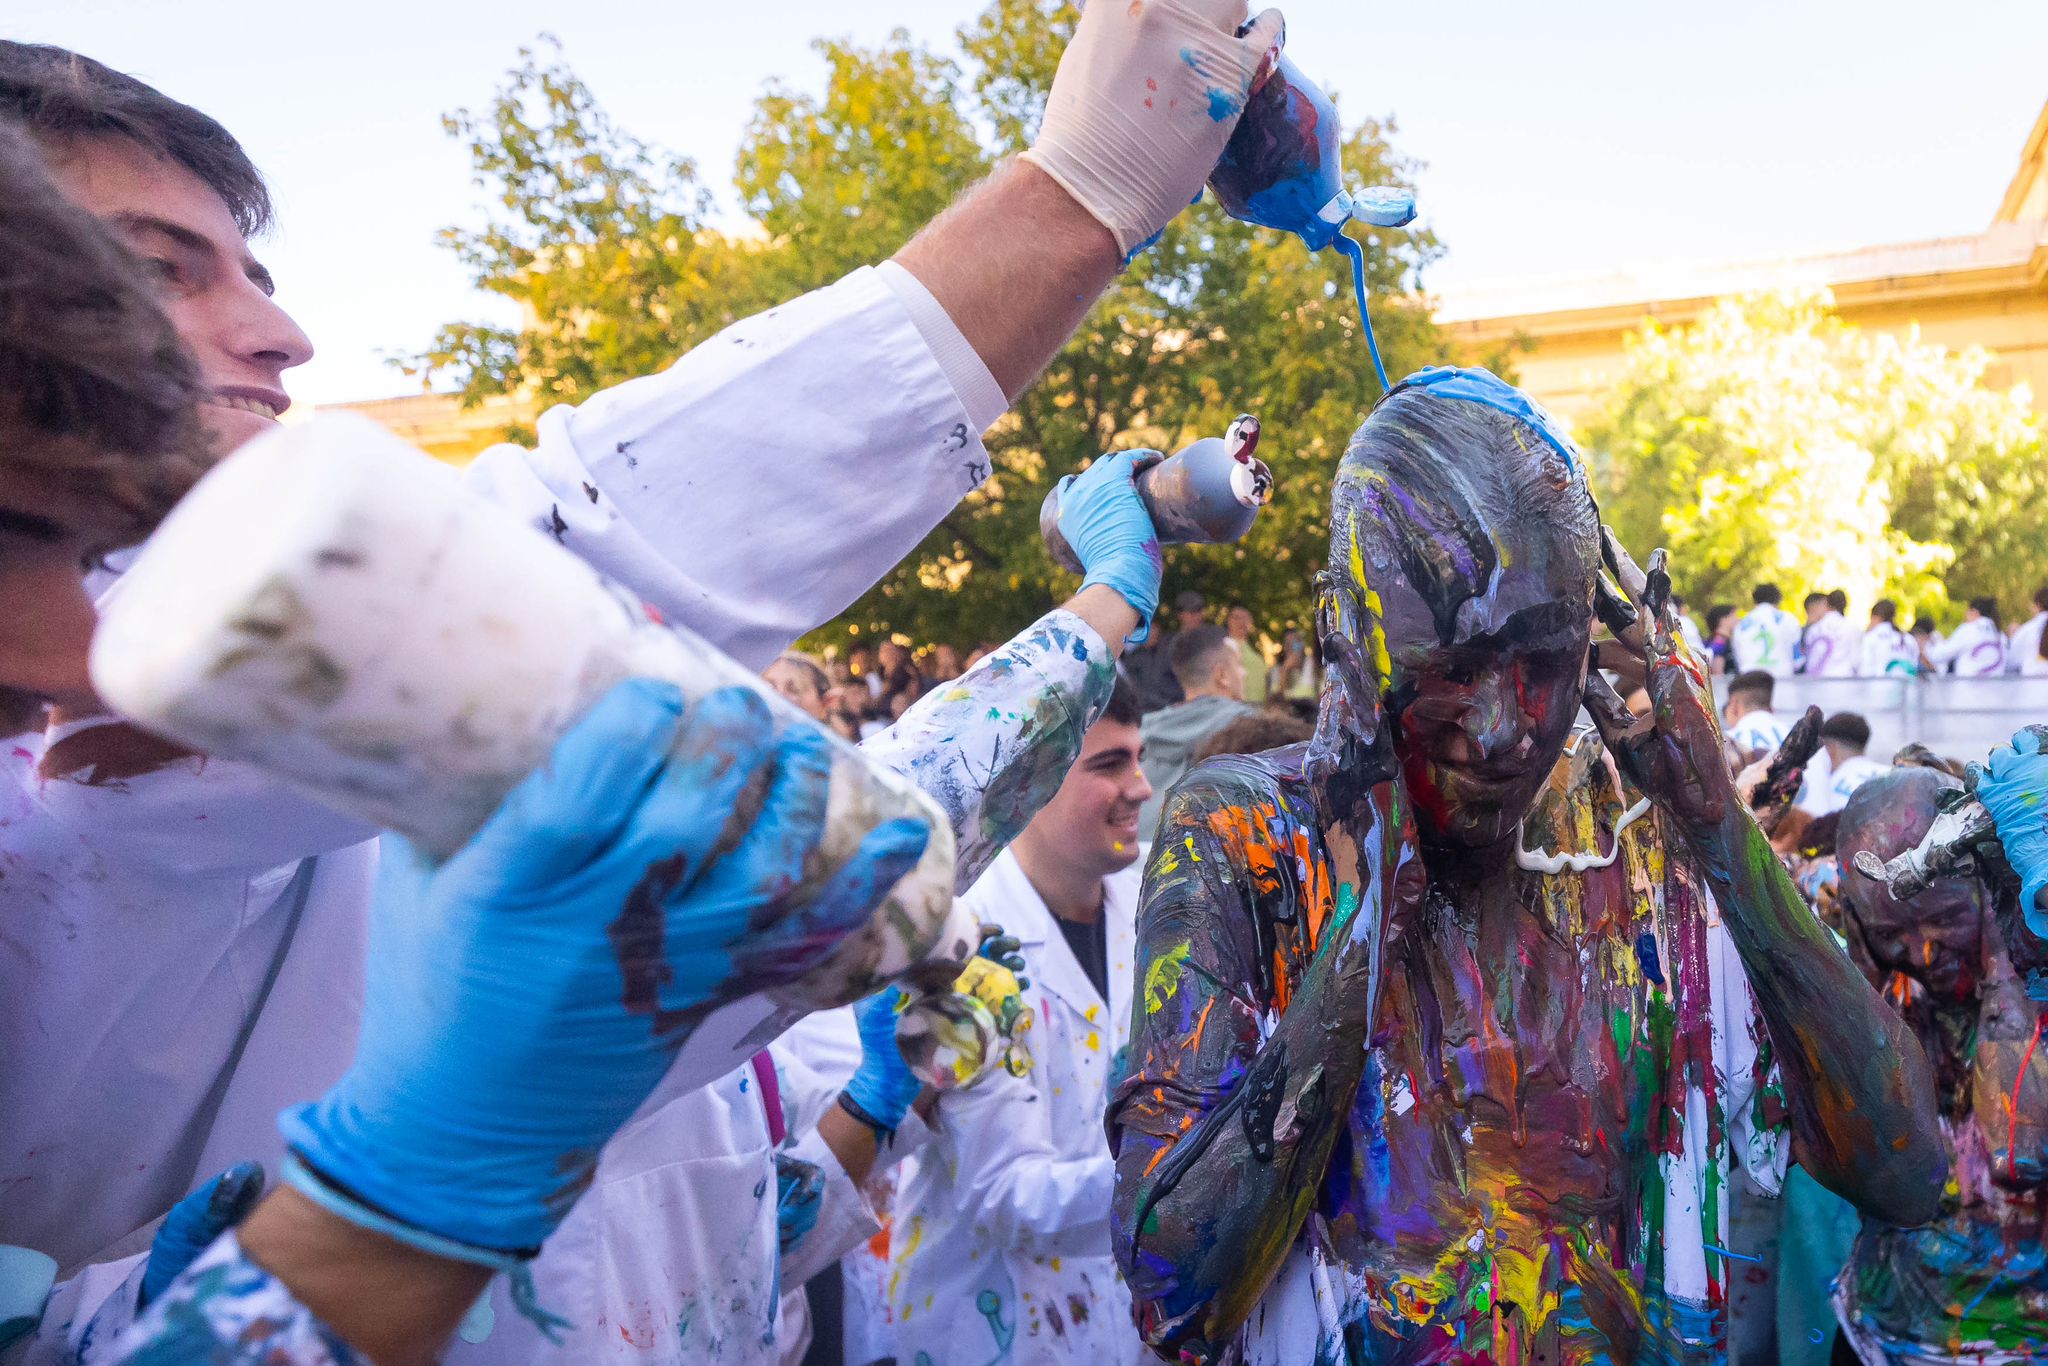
139;1162;266;1309
975;922;1031;991
1023;0;1286;257
844;986;927;1137
774;1151;826;1256
1973;725;2048;933
280;680;930;1255
1585;531;1735;832
1056;448;1166;641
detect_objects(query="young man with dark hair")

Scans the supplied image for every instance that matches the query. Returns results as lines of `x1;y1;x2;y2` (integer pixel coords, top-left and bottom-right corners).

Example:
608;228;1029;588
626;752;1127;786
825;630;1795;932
1107;368;1939;1363
1797;711;1886;816
888;677;1154;1364
1723;668;1791;761
1733;581;1803;677
1136;622;1254;837
1802;589;1859;678
1859;597;1920;677
1;6;1293;1359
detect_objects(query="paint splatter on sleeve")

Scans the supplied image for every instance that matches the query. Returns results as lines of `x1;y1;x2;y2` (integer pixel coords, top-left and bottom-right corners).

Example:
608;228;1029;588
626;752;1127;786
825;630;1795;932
861;609;1115;891
92;1231;362;1364
1107;754;1390;1360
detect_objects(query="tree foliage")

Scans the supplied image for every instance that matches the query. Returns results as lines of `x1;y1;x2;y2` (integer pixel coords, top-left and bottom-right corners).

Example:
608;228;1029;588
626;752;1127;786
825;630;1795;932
413;5;1457;649
1584;290;2047;623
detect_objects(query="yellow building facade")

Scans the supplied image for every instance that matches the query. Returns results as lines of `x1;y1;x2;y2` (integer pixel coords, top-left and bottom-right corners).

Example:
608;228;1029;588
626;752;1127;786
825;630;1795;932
1437;98;2048;421
326;99;2048;455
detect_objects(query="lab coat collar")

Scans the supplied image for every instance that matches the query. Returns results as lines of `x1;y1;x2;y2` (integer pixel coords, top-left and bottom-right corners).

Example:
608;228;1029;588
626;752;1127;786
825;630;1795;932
968;848;1140;1029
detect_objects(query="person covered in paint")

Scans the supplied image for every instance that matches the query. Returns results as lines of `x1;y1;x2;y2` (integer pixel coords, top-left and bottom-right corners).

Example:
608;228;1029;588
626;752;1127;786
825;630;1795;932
887;678;1154;1365
0;5;1293;1361
1832;766;2048;1364
1106;366;1944;1364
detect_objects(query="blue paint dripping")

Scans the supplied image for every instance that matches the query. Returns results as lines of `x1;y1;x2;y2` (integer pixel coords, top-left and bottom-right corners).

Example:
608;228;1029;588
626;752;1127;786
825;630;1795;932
1333;232;1390;395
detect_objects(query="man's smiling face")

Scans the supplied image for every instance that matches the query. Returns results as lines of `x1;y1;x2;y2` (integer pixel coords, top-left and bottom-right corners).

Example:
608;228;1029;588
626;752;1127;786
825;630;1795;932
44;134;311;454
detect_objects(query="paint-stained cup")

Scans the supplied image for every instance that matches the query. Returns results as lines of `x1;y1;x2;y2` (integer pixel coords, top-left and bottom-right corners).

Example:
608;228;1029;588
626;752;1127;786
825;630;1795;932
90;413;981;1090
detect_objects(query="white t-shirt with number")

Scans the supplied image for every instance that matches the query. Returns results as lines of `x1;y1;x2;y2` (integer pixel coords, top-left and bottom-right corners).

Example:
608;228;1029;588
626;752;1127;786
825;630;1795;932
1731;604;1802;677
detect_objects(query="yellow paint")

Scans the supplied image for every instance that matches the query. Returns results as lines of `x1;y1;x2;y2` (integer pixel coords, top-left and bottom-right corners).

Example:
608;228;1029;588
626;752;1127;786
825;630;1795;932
1144;941;1193;1014
1346;511;1393;684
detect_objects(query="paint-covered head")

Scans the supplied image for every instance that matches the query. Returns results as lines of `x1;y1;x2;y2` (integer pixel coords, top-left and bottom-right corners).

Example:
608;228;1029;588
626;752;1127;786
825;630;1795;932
1324;367;1598;847
1839;766;1988;1002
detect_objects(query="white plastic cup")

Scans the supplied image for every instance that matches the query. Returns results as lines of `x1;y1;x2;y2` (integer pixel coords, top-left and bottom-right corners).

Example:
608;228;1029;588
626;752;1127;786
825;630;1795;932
90;414;978;1044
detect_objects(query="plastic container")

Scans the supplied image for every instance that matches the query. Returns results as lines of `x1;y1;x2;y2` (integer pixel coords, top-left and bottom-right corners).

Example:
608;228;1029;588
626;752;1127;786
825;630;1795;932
1039;415;1272;573
90;413;985;1085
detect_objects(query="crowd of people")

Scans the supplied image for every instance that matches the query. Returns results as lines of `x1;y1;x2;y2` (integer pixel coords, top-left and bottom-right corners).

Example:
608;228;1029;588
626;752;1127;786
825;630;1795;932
3;7;2048;1366
1693;583;2048;679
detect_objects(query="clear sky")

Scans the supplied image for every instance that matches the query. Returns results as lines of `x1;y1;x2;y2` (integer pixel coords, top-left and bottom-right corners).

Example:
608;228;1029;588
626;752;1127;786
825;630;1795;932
10;1;2044;409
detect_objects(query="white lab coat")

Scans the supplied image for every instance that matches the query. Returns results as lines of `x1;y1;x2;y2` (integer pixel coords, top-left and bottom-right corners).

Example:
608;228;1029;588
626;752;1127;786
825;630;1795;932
892;851;1144;1366
5;262;1004;1362
1799;611;1860;678
1927;616;2009;677
1730;604;1802;678
1724;708;1790;760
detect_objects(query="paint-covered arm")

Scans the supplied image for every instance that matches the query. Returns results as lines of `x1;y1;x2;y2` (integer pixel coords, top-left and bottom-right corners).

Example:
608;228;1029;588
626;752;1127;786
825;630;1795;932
1685;792;1945;1224
1590;539;1945;1227
862;608;1116;893
1107;766;1401;1360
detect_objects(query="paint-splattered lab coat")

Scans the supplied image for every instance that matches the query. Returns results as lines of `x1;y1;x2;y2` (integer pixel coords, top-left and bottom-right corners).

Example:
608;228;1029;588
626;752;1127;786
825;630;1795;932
0;262;1018;1363
891;850;1144;1366
1111;730;1792;1365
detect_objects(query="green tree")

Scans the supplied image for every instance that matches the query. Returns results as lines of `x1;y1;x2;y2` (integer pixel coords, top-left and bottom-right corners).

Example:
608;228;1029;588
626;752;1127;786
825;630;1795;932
1583;289;2048;621
414;8;1455;650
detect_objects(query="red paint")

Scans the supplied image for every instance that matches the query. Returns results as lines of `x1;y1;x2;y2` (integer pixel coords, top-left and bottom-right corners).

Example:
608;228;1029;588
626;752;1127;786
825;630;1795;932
2007;1011;2044;1183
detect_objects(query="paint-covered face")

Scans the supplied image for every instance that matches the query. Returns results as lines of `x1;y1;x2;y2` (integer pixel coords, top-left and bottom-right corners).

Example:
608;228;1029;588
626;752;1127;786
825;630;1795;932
1841;770;1988;1001
1326;373;1599;848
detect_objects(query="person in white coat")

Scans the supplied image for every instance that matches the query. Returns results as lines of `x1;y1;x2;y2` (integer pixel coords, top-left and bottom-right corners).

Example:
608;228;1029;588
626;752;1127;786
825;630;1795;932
1730;583;1803;678
891;680;1153;1366
1722;669;1792;763
1925;597;2009;678
0;4;1290;1358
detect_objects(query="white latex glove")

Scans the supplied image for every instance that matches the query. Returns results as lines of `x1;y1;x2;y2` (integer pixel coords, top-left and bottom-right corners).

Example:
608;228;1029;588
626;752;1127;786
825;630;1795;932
1023;0;1286;258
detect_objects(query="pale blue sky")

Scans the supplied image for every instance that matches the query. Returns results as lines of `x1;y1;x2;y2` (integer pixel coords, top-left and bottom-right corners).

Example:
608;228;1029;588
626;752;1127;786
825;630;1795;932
11;1;2045;408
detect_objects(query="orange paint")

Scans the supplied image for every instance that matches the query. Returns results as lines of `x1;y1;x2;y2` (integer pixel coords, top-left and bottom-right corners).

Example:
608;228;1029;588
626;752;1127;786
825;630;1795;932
1190;996;1216;1054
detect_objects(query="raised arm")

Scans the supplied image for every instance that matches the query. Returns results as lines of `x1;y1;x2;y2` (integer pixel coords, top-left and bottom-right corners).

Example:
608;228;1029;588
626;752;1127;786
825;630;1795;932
1588;536;1945;1226
1107;765;1412;1359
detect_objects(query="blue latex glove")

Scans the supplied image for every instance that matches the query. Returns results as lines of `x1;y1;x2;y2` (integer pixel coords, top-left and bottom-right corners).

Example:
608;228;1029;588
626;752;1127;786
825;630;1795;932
1055;448;1165;642
139;1161;265;1308
1977;724;2048;936
281;680;929;1254
774;1151;825;1257
845;986;926;1135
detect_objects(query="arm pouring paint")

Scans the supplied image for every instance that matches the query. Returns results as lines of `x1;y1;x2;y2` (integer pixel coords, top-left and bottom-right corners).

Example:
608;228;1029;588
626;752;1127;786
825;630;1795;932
1588;532;1946;1227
